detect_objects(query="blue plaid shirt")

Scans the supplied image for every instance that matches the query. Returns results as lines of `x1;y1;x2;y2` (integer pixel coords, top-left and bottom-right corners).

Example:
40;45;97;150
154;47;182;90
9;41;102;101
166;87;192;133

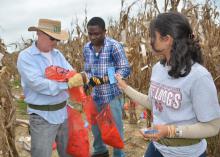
83;37;130;105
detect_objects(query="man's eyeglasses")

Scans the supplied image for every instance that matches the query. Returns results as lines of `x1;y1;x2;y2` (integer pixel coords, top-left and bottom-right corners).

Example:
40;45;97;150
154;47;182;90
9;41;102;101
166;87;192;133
42;31;60;41
49;36;60;42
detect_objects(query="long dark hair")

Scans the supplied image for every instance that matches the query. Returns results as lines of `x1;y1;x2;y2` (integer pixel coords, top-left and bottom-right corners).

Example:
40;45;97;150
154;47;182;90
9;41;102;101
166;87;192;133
150;12;203;78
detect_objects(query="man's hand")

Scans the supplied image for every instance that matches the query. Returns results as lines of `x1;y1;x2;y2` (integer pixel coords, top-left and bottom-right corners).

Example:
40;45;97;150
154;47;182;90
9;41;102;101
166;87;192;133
68;73;84;88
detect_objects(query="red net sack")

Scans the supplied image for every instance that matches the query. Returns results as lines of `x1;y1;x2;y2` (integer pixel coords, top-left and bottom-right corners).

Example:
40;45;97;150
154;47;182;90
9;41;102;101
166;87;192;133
45;65;75;82
96;104;124;149
68;87;87;103
83;96;99;126
66;106;90;157
45;65;86;103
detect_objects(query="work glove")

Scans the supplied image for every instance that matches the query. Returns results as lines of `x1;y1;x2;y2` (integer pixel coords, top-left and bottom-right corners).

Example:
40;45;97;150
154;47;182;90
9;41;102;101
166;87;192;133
88;76;109;87
68;72;88;88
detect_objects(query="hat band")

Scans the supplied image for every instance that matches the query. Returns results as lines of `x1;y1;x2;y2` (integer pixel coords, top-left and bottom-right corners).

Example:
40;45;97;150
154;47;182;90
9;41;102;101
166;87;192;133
38;25;61;33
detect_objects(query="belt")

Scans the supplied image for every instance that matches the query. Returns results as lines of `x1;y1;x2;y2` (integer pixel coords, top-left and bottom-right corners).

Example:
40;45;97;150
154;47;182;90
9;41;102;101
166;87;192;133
157;138;201;147
28;101;66;111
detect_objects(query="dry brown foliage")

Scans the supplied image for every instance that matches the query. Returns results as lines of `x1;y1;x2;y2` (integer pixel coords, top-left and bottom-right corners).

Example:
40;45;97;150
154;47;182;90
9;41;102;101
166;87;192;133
0;0;220;156
0;40;19;157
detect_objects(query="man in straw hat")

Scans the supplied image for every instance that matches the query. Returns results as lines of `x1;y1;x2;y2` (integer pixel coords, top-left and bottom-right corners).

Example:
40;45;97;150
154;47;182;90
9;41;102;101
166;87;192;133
17;19;72;157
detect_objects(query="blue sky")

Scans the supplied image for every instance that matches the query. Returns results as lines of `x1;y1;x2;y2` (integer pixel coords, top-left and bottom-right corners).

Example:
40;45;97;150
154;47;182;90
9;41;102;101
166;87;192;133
0;0;219;52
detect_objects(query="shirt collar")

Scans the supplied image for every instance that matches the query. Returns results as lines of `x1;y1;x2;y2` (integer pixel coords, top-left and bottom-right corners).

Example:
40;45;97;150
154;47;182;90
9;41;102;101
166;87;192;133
89;37;107;51
30;41;59;55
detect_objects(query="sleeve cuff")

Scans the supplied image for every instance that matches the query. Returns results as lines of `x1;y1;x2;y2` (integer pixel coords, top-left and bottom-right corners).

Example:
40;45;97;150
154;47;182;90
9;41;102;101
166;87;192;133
58;82;68;90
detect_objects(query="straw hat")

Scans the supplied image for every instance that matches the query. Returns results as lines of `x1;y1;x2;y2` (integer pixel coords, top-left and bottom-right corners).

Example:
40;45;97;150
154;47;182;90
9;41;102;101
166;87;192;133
28;19;69;41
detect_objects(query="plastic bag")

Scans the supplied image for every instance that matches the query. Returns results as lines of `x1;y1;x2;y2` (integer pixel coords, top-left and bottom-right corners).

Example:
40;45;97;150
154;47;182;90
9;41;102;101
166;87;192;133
66;106;90;157
96;104;124;149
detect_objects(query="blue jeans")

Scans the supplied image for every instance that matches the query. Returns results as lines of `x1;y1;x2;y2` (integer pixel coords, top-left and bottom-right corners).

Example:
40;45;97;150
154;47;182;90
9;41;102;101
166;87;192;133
144;142;206;157
92;96;125;157
30;114;71;157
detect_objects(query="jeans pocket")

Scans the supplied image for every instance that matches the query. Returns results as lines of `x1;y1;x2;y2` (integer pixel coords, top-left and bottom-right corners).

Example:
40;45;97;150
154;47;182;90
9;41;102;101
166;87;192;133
30;114;48;126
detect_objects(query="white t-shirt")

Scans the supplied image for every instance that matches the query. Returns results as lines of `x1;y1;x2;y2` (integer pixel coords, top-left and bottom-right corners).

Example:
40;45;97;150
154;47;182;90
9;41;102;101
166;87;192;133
41;51;53;65
148;62;220;157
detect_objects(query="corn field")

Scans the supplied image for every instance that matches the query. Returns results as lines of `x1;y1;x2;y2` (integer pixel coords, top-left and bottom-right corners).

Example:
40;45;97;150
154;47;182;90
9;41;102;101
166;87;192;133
0;0;220;156
0;40;19;157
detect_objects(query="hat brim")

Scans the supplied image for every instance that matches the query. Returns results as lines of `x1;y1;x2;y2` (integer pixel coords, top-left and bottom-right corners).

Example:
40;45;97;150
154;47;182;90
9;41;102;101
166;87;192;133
28;26;69;41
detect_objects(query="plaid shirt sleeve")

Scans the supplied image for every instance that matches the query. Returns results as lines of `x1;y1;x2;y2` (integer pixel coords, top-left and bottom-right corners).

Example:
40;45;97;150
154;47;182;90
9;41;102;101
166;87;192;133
83;46;92;79
112;42;130;78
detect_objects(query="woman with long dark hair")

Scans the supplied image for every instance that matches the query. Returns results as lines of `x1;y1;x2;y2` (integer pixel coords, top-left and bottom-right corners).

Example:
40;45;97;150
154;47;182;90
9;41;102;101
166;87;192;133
116;12;220;157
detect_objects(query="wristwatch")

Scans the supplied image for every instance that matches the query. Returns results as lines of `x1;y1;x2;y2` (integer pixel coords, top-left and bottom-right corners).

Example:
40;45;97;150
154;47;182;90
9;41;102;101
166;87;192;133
175;126;183;137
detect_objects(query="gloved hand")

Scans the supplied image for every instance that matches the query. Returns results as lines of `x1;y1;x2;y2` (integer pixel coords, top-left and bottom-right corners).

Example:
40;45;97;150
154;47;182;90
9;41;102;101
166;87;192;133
68;73;84;88
88;76;109;87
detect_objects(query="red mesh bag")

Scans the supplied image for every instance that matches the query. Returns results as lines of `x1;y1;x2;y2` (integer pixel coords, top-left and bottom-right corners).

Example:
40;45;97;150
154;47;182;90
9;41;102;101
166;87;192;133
52;142;57;150
83;96;99;126
96;104;124;149
45;65;75;82
66;106;90;157
45;66;90;156
45;65;86;103
68;87;87;103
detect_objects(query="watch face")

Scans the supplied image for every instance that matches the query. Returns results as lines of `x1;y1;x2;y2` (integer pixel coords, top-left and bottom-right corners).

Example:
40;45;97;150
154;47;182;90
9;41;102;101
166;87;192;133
175;127;182;137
